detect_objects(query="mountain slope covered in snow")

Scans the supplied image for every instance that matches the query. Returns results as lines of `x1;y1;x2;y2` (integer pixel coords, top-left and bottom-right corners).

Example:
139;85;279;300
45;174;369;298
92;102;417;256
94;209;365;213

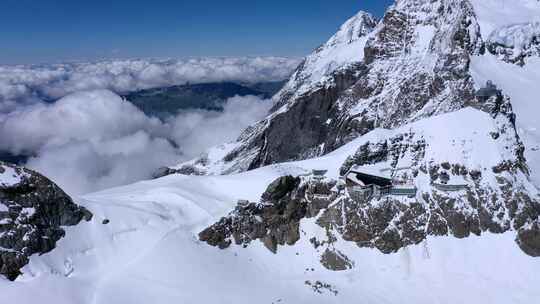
2;0;540;303
2;118;540;303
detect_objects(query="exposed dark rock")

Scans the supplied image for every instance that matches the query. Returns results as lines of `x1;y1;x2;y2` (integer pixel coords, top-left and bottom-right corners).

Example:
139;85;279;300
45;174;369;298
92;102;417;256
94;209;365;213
152;164;206;179
517;222;540;257
199;176;337;253
261;176;301;202
0;162;92;281
320;248;353;271
305;280;339;296
245;65;367;169
152;167;176;179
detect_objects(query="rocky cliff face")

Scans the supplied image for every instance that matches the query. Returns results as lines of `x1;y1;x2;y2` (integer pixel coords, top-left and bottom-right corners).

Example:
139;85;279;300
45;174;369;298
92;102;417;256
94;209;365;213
0;162;92;280
178;0;489;174
172;11;377;175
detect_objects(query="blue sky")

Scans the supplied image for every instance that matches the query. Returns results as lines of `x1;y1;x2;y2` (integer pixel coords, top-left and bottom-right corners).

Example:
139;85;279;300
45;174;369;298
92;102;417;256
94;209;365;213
0;1;394;64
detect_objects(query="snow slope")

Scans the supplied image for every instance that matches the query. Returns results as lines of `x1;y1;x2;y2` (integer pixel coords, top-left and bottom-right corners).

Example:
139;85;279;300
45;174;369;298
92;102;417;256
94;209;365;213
471;55;540;186
273;11;377;105
3;108;539;303
470;0;540;38
470;0;540;186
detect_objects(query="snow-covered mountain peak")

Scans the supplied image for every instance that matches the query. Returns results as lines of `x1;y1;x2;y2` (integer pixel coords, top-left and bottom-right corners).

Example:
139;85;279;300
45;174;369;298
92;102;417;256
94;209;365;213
326;11;377;47
181;0;487;174
272;11;377;107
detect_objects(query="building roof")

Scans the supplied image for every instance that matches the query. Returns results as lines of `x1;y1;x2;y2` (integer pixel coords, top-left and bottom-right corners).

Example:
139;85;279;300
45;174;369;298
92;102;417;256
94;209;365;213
349;165;392;179
346;169;392;187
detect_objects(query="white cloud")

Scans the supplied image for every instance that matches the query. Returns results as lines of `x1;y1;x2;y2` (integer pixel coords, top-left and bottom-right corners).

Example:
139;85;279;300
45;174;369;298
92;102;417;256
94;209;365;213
0;56;297;194
0;57;299;112
168;95;272;159
0;89;271;195
0;90;164;154
26;131;179;195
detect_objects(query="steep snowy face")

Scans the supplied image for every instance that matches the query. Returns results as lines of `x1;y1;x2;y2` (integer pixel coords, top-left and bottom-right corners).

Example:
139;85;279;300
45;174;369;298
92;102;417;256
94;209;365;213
272;11;377;110
178;0;485;174
486;22;540;64
470;0;540;38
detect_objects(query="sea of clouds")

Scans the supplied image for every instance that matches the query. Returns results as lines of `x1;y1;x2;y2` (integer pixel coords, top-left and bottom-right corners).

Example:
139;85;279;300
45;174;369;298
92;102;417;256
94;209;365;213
0;57;299;194
0;57;298;113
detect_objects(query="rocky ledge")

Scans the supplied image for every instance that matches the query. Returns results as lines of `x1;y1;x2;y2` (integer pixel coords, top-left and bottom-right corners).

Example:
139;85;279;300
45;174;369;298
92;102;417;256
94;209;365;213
200;169;540;271
0;162;92;281
199;100;540;269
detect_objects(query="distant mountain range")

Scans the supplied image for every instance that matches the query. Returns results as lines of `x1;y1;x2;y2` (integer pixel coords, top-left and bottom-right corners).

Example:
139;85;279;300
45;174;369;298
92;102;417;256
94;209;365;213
0;80;286;165
122;81;286;118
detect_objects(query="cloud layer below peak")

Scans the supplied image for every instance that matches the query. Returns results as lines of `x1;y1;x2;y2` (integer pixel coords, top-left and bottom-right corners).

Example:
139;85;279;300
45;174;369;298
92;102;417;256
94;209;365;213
0;57;295;194
0;57;299;113
0;90;272;194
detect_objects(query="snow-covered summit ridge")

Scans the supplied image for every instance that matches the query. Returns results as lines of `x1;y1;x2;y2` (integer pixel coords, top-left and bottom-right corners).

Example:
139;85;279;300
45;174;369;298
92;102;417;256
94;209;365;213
273;11;377;107
326;11;377;47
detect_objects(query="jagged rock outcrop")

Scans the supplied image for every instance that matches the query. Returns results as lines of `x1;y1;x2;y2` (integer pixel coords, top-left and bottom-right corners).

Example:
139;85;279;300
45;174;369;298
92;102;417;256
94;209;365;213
199;175;337;253
320;248;354;271
201;161;539;265
270;11;378;111
0;162;92;281
517;222;540;257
